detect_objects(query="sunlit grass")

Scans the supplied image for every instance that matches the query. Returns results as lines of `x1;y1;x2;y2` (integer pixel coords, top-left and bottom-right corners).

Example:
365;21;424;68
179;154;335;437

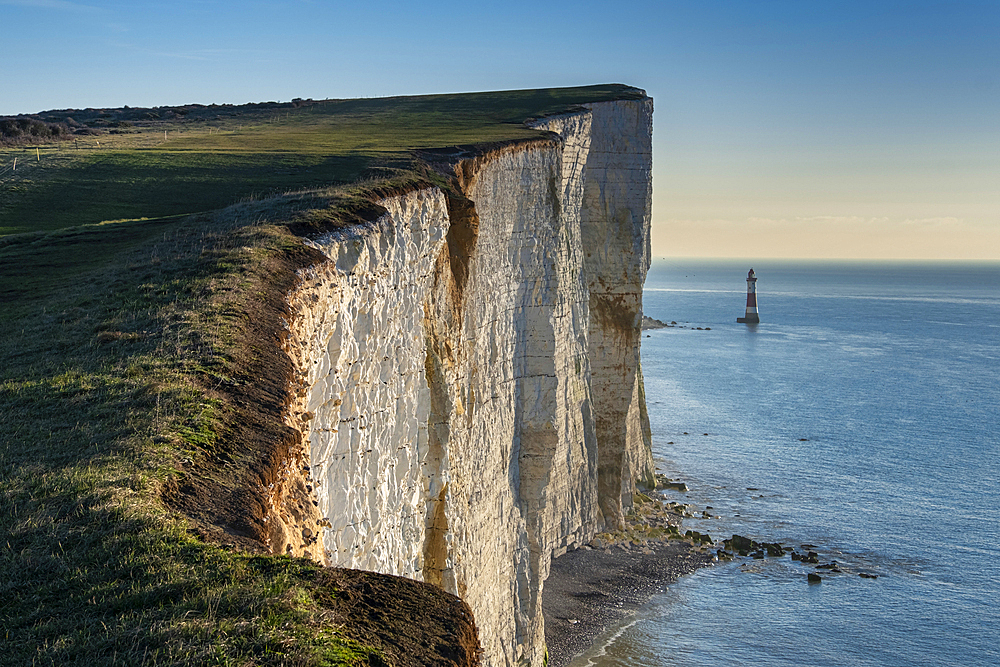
0;84;644;664
0;196;385;664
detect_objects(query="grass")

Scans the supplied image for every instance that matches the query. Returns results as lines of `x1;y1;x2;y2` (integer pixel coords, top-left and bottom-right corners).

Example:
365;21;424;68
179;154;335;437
1;198;389;665
0;84;646;665
0;84;643;236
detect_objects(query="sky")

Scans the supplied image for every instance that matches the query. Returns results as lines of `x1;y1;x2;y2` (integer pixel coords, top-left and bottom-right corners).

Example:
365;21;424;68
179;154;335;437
2;0;998;260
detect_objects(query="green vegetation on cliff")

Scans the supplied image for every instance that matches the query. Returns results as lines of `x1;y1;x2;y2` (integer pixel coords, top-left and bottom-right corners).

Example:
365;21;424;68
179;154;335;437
0;85;643;666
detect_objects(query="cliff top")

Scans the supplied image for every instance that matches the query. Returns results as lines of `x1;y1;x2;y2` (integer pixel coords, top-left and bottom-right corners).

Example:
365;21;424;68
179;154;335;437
0;85;645;665
1;84;645;237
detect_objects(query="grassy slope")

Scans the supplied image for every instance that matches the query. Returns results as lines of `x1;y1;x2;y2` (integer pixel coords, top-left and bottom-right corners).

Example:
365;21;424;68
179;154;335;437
0;84;644;666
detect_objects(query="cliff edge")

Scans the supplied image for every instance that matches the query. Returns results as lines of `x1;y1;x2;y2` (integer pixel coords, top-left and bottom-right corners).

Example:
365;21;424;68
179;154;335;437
278;97;653;665
1;85;653;666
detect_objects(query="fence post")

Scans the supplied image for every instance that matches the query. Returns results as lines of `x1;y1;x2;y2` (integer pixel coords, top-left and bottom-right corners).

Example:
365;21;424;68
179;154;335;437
12;157;15;172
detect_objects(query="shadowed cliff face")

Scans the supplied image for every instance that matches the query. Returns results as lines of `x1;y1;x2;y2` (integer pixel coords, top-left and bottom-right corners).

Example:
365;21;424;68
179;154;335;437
283;98;653;666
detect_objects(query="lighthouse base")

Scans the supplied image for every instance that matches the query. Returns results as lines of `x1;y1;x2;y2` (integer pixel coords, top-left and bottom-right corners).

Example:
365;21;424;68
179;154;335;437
737;315;760;324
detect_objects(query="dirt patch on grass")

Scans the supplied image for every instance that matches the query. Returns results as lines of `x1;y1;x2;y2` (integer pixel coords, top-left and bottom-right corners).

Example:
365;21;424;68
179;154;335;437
315;568;482;666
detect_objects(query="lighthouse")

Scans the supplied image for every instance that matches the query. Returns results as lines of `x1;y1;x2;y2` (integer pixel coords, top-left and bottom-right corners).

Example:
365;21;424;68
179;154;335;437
736;268;760;323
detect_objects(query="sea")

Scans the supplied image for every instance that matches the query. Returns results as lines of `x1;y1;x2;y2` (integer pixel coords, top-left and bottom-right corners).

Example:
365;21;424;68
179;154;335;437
570;259;1000;667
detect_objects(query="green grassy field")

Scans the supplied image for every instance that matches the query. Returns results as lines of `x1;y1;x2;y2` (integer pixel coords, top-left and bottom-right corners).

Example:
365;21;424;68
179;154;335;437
1;85;643;236
0;84;644;665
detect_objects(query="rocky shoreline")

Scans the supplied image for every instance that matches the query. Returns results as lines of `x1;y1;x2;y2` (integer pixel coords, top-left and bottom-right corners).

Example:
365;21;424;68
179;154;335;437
542;486;716;667
542;474;887;666
543;539;712;667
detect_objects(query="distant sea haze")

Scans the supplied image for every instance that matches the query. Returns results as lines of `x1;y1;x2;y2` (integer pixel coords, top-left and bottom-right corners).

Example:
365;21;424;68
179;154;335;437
571;259;1000;667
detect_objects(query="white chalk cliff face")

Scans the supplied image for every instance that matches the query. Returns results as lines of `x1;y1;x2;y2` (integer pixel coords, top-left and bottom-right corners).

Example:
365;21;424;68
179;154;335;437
283;98;653;666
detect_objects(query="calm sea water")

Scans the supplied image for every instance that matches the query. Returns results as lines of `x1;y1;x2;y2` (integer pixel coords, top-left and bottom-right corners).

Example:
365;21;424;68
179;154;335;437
570;259;1000;667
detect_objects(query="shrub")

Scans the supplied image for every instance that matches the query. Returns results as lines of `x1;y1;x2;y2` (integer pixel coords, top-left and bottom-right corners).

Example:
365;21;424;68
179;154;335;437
0;117;72;145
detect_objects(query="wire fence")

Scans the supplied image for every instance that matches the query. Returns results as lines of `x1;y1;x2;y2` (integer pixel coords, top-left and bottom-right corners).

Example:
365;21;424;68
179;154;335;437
0;140;113;184
0;120;275;186
0;149;39;183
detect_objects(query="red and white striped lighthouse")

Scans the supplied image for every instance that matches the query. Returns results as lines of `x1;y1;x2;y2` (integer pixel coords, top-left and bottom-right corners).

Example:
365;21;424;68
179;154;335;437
736;268;760;323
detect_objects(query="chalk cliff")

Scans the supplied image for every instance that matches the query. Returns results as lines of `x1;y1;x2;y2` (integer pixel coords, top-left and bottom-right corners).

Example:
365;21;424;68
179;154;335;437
282;98;653;666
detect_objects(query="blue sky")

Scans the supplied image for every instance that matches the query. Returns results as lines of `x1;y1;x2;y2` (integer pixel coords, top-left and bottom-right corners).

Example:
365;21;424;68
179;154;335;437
3;0;998;259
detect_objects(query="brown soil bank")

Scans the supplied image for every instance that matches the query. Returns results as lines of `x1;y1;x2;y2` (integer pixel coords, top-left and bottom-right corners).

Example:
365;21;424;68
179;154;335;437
317;568;482;666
